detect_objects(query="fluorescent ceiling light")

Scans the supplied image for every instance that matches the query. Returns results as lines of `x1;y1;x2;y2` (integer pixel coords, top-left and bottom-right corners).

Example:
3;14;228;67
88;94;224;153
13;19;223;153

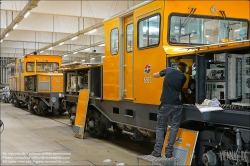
48;47;53;50
82;60;85;61
98;44;105;46
59;42;64;45
13;23;18;29
87;29;97;34
205;35;209;37
91;58;95;60
71;36;78;40
40;51;44;53
63;55;68;57
85;48;90;51
5;33;9;37
73;52;78;54
0;39;3;43
24;10;30;18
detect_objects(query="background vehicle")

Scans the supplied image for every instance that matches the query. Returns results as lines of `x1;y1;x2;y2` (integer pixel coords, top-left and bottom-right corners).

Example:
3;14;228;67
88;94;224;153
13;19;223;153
61;0;249;165
9;54;65;115
0;86;10;103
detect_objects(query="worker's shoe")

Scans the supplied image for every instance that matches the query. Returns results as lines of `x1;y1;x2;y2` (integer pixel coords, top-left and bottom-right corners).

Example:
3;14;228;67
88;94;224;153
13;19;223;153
151;150;161;157
165;153;173;158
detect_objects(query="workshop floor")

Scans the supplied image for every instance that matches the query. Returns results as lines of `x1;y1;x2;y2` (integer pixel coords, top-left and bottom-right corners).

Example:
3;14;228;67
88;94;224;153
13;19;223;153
0;103;150;165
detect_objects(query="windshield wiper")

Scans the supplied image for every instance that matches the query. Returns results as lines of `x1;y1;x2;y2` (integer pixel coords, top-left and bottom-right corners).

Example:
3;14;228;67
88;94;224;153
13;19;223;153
181;8;196;28
219;10;233;39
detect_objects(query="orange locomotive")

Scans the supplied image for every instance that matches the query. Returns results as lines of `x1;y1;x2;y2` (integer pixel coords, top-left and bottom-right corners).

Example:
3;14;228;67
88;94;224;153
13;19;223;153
62;0;250;165
9;54;65;115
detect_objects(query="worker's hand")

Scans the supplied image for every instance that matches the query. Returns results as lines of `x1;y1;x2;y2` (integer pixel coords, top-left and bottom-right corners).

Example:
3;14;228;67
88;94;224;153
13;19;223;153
152;72;160;78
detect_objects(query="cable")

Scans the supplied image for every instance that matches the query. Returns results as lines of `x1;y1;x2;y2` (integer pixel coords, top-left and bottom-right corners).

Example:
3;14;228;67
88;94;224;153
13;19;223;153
20;0;22;11
86;1;93;26
214;127;235;151
14;0;17;12
108;0;115;18
86;1;97;25
219;129;226;151
112;1;118;18
85;0;102;38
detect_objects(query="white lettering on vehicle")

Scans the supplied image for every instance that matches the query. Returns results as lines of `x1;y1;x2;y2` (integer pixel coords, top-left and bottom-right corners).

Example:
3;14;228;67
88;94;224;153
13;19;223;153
143;76;152;84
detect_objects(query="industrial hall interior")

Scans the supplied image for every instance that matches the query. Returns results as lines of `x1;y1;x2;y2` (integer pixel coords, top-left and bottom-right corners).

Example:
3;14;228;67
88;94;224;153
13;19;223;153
0;0;250;166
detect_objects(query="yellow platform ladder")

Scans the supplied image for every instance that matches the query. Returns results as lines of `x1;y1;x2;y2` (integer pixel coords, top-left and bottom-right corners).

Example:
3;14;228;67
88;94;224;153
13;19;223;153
137;155;179;166
137;128;199;166
72;89;89;139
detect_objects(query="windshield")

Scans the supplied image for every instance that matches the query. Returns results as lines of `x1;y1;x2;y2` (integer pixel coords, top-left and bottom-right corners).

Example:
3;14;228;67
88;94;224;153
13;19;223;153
26;62;59;72
169;15;248;45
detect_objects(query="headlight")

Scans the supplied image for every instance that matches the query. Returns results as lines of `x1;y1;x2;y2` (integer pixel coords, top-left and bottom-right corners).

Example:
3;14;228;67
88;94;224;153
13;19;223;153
51;97;57;103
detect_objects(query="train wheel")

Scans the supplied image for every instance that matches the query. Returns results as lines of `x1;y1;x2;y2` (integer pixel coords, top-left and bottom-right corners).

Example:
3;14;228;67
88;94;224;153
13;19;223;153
70;115;75;126
112;123;121;134
13;99;17;106
14;99;20;107
66;106;71;118
68;105;76;118
27;104;34;112
38;101;48;116
195;129;237;166
85;109;109;138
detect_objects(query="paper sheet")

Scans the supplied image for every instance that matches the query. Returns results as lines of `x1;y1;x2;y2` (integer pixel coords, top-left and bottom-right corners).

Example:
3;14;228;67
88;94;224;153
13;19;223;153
197;106;223;113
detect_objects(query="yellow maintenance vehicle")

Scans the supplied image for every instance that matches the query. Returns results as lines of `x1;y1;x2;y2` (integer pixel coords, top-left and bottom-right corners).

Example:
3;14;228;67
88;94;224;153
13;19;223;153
61;0;250;165
9;54;65;115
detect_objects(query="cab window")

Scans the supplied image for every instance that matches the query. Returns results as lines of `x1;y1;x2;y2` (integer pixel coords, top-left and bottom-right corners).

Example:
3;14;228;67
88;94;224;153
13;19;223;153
126;23;133;52
26;62;59;72
111;28;119;55
138;14;160;49
169;15;248;45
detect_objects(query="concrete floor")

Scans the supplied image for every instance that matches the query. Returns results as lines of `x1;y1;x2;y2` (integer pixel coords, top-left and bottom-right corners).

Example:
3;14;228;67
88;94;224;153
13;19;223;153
0;103;150;166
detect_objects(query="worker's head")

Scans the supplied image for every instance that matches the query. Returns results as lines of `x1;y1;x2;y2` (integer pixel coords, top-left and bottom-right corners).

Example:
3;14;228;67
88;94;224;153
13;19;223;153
177;62;187;73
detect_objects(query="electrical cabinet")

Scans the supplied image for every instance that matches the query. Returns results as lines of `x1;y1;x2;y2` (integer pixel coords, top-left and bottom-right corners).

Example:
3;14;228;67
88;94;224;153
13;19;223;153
205;54;226;102
202;53;250;108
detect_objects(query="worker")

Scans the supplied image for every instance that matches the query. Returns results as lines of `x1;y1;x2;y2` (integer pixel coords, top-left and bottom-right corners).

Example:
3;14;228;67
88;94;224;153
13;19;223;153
151;62;187;158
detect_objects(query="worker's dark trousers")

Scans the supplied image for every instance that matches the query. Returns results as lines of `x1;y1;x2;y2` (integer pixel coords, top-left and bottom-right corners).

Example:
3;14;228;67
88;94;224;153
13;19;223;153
153;104;183;154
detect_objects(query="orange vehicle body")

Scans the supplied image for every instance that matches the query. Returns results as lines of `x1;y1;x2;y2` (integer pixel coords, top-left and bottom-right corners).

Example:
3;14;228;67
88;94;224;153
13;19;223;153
9;55;65;115
63;1;249;165
103;0;249;105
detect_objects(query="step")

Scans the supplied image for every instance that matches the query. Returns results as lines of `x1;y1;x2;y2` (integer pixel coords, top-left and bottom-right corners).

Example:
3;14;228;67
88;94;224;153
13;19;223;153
137;155;179;166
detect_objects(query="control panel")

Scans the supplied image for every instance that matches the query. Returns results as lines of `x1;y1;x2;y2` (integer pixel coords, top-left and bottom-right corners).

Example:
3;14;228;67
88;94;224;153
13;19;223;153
205;82;225;100
243;54;250;100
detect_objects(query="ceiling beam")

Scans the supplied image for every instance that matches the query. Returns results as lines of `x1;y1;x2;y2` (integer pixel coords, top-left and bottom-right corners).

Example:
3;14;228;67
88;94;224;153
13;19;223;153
30;22;104;55
2;39;88;47
0;0;40;41
67;41;104;56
